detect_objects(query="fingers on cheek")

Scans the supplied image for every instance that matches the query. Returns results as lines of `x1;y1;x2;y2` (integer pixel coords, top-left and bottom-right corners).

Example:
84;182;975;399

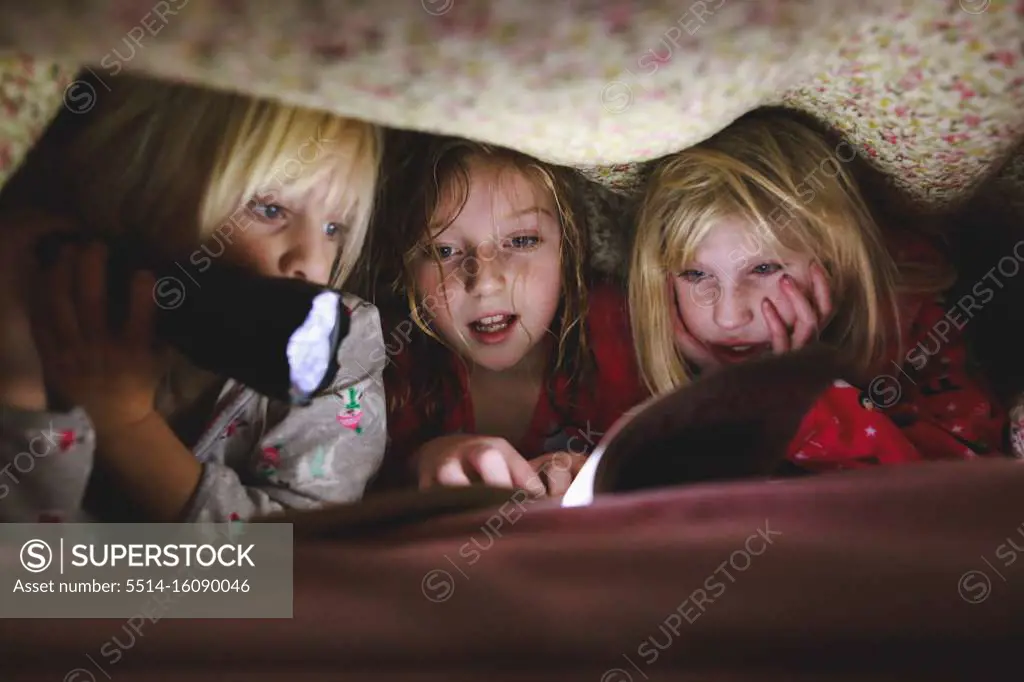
760;298;775;324
770;287;798;323
762;300;786;337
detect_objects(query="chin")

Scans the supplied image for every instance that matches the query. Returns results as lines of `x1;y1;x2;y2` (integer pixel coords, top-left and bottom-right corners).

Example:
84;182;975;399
469;351;528;373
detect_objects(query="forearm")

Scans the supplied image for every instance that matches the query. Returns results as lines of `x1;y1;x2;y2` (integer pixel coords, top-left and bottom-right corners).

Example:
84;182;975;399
94;412;202;522
183;441;385;522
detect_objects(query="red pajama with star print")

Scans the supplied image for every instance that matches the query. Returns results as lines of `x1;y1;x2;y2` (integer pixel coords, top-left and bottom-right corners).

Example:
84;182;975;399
786;236;1007;470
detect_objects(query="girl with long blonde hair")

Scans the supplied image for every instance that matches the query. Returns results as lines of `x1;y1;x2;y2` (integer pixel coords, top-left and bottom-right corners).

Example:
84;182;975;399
629;109;1006;468
0;73;387;522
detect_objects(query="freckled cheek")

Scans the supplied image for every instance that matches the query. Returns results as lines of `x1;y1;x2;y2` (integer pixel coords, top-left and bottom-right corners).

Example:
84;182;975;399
529;253;563;302
416;292;460;343
411;266;445;316
681;276;722;310
676;288;714;335
316;247;339;282
509;251;556;290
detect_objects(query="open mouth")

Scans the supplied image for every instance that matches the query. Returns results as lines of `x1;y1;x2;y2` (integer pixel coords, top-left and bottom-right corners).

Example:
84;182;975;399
710;343;771;363
468;313;519;344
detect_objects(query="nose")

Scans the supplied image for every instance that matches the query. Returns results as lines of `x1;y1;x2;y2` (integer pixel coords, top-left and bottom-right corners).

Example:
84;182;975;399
712;285;755;331
466;249;505;297
278;221;335;285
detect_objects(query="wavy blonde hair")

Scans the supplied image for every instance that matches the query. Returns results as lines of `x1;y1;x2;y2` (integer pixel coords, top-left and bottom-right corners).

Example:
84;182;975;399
629;110;954;396
64;73;380;287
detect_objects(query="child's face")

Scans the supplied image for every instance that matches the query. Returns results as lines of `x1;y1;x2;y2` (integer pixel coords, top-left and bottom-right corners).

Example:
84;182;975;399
671;217;816;364
217;178;345;286
415;157;563;372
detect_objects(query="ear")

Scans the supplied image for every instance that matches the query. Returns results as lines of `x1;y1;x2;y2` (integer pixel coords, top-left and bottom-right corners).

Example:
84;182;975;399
592;345;845;494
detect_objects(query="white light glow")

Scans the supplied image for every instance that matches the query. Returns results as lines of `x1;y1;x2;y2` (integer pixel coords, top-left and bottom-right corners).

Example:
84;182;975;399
287;291;340;396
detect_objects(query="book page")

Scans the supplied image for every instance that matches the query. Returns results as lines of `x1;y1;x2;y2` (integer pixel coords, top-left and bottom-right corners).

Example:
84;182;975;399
560;447;603;507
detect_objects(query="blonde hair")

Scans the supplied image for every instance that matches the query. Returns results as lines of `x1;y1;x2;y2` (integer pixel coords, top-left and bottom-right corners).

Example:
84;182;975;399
630;110;953;395
65;73;381;287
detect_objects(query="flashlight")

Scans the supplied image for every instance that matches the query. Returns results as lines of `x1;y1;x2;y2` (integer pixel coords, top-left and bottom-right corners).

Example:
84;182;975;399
36;232;351;406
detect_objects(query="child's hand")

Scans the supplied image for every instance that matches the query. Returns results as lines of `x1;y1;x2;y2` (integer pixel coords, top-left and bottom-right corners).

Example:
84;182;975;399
762;264;833;355
0;211;79;410
528;451;588;497
414;434;546;496
29;242;165;433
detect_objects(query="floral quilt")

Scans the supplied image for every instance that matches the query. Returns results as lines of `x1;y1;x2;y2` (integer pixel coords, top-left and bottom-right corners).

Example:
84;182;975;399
0;0;1021;201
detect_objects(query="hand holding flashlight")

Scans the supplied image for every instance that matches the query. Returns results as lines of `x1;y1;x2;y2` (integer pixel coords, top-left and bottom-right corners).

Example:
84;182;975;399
29;239;166;431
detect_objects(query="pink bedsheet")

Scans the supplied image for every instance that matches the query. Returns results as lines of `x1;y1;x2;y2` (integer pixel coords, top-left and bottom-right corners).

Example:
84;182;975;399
2;458;1023;681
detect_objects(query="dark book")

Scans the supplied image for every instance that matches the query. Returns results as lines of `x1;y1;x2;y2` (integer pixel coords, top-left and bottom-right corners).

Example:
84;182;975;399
562;345;843;506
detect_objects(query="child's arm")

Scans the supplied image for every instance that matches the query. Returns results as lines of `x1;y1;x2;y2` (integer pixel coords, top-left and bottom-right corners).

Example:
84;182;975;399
91;412;201;521
179;297;387;521
184;384;387;519
20;240;200;521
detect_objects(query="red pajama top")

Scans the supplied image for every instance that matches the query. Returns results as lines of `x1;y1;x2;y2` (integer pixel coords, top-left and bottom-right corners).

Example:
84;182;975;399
383;282;651;470
786;234;1007;470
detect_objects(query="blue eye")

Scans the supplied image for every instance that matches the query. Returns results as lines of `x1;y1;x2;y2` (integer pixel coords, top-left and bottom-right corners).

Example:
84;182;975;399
427;244;457;260
507;235;540;249
248;201;286;221
752;263;783;275
243;200;284;222
679;269;706;282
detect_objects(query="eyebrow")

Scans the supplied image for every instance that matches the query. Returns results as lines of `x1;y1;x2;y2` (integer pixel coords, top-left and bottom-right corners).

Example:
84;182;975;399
501;206;555;221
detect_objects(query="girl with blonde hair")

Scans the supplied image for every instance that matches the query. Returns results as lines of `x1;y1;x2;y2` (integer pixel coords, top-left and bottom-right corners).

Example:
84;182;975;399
629;109;1006;469
0;74;387;522
380;136;648;495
